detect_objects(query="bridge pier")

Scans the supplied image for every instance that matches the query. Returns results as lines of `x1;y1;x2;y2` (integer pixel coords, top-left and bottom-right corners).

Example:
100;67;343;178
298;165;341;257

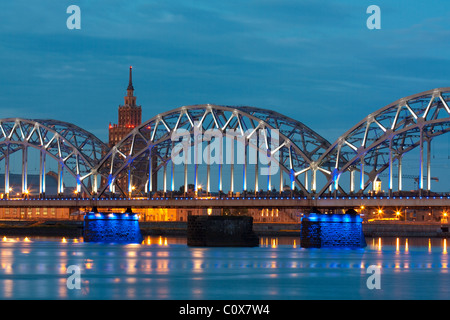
187;215;259;247
83;208;143;244
300;209;366;248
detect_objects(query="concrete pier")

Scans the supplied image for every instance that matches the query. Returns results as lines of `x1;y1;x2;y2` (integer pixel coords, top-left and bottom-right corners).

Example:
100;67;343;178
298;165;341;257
187;215;259;247
83;212;143;244
300;212;367;248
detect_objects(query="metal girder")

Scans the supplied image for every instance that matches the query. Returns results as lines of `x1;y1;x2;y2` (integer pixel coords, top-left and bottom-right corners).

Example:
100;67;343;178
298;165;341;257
316;87;450;196
0;118;109;196
3;87;450;199
95;104;333;197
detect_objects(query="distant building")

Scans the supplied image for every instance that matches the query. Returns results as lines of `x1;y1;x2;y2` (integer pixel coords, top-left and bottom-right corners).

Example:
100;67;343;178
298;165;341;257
108;66;142;147
106;67;157;195
0;173;58;196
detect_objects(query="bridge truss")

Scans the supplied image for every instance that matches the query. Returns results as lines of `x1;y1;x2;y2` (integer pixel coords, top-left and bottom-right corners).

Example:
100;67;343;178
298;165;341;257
1;87;450;199
95;104;333;197
0;119;109;197
316;88;450;196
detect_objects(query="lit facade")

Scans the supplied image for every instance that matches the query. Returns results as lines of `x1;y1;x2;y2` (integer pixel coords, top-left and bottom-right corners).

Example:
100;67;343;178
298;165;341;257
0;207;71;220
109;66;142;147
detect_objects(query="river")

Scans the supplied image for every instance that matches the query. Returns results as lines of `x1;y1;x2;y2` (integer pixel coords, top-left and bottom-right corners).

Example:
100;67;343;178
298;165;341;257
0;236;448;300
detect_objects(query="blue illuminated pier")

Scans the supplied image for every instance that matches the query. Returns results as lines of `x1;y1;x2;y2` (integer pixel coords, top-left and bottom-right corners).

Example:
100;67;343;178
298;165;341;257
83;211;143;244
300;212;366;248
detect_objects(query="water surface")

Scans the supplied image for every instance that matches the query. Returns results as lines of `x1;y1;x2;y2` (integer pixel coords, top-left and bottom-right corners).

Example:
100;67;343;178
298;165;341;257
0;236;448;299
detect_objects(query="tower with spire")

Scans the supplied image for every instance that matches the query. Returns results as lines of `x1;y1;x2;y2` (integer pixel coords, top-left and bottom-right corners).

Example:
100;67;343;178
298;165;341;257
109;66;142;147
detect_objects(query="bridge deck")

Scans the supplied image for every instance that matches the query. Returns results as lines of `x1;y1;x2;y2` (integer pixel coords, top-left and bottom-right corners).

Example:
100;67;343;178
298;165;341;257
0;195;449;209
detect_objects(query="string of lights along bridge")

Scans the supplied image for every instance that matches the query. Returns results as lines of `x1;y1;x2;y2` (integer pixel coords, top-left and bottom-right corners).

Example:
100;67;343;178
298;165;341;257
1;68;450;212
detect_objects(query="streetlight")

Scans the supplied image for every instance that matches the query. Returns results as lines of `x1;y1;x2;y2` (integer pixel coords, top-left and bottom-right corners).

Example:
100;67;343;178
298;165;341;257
196;184;202;198
377;208;383;219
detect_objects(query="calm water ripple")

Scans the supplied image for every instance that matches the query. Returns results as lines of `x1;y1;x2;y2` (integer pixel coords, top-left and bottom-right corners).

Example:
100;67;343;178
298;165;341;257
0;236;448;299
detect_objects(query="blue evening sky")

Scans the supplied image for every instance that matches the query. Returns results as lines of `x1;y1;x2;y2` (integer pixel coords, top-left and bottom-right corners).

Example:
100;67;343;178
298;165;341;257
1;0;450;144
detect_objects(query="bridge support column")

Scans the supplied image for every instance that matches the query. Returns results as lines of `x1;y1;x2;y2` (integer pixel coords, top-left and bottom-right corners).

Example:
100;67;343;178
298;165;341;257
243;140;247;194
4;144;9;199
311;168;317;193
427;138;431;193
388;142;393;197
350;168;355;194
58;162;64;196
171;159;175;193
398;154;403;192
359;155;365;194
183;160;188;197
254;142;259;195
75;153;81;197
194;143;199;195
419;129;424;196
76;174;81;197
39;150;46;198
279;168;283;195
206;141;211;195
148;148;153;197
163;161;167;196
229;136;234;196
128;167;132;198
92;172;97;196
230;162;234;195
218;135;223;195
288;147;295;194
22;146;28;197
304;169;309;192
278;149;283;195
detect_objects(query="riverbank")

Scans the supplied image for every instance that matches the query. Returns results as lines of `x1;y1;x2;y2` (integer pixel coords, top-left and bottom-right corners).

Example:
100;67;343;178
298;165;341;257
119;221;450;238
0;220;448;238
363;221;449;238
0;221;83;237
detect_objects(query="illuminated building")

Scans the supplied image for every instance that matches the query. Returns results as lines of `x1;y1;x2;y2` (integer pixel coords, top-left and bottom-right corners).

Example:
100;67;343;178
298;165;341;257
106;67;156;195
108;66;142;147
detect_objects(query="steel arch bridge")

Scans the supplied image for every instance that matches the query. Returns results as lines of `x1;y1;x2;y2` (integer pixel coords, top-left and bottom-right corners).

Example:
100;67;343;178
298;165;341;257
0;118;109;197
1;87;450;200
316;87;450;197
95;104;333;197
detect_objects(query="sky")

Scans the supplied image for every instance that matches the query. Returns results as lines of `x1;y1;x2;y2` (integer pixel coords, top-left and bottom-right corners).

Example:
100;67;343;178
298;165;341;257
1;0;450;147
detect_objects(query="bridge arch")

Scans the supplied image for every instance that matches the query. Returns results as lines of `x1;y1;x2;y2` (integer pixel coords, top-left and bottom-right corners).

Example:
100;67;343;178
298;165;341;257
0;118;109;197
95;104;333;197
316;87;450;196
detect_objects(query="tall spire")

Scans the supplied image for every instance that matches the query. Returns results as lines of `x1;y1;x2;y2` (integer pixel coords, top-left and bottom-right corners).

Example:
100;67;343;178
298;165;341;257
127;66;134;91
125;66;137;106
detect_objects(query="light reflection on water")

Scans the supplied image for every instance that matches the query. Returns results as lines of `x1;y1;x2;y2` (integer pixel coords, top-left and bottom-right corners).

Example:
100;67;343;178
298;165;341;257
0;236;448;299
